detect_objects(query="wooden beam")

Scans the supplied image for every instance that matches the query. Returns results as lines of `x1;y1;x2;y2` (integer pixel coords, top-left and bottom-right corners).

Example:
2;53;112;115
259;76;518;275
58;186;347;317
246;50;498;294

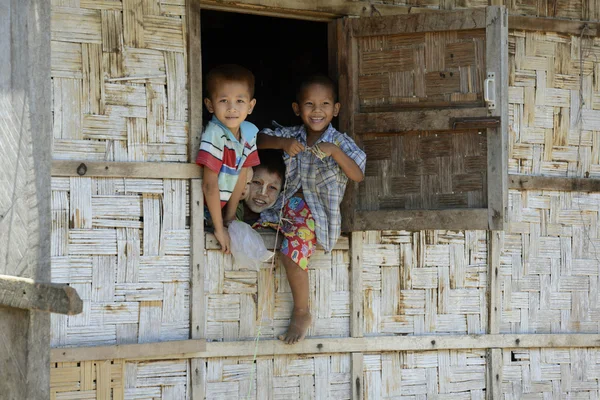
509;15;599;36
51;160;201;179
509;174;600;192
487;349;503;400
485;6;509;231
51;334;600;362
197;0;418;21
354;209;489;231
352;353;364;400
190;180;205;341
354;108;488;134
205;231;350;250
349;8;486;36
51;339;206;363
350;232;364;338
0;274;82;315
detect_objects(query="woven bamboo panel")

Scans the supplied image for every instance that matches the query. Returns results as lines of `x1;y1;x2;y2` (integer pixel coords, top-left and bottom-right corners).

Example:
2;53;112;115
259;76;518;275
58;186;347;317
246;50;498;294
508;31;600;178
501;189;600;333
361;230;488;335
360;130;488;211
51;1;188;162
204;249;350;341
358;29;485;109
362;350;487;399
51;177;190;347
203;354;351;399
502;348;600;398
50;358;188;399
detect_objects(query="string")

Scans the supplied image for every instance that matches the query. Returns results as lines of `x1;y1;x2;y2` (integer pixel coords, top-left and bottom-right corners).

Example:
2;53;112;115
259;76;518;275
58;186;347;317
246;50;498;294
245;155;293;399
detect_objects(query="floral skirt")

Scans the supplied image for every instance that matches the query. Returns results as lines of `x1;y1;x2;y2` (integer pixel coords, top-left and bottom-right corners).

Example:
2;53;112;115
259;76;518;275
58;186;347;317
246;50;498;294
255;196;316;270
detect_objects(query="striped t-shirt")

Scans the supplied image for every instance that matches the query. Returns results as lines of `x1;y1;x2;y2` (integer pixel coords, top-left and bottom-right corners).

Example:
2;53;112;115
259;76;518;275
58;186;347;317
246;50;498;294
196;116;260;207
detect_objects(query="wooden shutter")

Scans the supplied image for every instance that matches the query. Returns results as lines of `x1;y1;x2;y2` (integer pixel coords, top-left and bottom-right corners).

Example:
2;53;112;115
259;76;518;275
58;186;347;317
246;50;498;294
335;7;508;232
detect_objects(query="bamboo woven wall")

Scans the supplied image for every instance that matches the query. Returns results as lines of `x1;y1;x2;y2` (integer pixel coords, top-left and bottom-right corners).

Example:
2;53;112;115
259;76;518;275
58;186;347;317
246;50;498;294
205;247;351;341
48;0;600;399
51;176;190;347
50;358;189;399
359;230;489;336
50;0;191;348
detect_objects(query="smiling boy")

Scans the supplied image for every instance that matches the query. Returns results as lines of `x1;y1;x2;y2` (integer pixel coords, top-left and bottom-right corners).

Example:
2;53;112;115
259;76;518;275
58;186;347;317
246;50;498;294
257;75;366;344
196;64;260;254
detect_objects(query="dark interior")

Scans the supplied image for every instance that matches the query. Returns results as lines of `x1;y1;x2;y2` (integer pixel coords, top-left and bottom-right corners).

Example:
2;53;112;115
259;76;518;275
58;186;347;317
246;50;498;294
200;10;329;130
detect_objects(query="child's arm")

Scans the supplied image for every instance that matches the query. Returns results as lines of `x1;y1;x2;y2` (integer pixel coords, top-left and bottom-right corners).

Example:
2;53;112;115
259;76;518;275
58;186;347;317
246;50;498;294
319;143;365;182
258;133;304;157
202;168;230;254
223;168;249;223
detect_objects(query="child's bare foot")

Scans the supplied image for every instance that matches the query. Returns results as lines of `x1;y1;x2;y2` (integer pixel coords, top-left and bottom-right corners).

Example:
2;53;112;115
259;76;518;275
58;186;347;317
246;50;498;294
278;308;312;345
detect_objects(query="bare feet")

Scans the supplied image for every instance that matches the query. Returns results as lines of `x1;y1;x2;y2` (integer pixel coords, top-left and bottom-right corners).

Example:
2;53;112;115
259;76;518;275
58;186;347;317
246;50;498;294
278;308;312;345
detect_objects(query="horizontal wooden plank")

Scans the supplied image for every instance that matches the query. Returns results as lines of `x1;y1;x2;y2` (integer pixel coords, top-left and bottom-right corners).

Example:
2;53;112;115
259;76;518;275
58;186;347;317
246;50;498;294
51;334;600;362
354;209;489;231
350;8;486;37
52;160;201;179
509;15;599;36
0;274;82;315
205;232;350;251
51;339;206;362
509;175;600;192
354;108;488;134
198;0;420;21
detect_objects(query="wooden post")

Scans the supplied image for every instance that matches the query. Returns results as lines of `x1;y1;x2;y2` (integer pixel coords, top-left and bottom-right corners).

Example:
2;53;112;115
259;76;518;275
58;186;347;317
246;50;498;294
487;230;503;399
0;0;52;398
187;0;205;399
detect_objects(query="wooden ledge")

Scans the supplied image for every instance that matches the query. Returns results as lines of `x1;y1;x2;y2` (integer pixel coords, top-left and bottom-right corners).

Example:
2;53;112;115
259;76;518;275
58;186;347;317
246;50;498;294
52;160;201;179
354;209;489;231
205;231;350;251
0;274;82;315
509;174;600;192
50;334;600;362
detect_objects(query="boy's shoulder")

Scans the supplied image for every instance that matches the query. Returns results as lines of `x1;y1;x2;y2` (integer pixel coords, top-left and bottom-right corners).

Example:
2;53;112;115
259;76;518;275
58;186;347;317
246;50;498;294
240;121;259;143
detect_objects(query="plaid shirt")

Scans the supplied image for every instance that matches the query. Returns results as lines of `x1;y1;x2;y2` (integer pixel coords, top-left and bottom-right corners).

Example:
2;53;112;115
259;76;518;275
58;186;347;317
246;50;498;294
258;124;366;252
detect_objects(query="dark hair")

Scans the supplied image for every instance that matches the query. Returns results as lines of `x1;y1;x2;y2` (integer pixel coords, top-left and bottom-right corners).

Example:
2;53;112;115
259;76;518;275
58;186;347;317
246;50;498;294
254;149;286;188
296;74;338;103
205;64;255;99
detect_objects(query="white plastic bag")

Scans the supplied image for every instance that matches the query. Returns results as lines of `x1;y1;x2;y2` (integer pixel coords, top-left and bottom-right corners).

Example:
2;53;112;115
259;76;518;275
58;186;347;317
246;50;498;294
228;221;274;270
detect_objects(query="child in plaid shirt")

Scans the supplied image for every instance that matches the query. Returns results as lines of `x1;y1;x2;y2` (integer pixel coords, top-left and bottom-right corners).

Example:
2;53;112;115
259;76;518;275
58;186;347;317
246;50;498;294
257;75;366;344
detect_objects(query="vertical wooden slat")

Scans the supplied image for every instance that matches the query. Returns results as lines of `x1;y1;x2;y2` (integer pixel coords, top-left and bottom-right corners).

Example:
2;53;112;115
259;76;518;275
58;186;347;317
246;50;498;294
351;352;364;400
187;1;204;398
337;17;359;232
486;6;508;230
350;232;364;338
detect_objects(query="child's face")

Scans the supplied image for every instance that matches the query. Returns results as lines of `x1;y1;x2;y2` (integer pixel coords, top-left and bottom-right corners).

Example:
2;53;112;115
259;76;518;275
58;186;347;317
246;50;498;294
204;80;256;136
240;168;254;201
292;83;340;137
245;168;282;213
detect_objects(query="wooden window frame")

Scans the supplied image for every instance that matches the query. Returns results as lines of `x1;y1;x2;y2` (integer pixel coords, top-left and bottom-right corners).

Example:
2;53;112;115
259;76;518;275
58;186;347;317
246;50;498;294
332;6;508;232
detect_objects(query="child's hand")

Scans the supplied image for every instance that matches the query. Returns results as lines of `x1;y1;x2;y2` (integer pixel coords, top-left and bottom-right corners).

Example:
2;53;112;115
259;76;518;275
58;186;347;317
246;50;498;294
214;226;231;254
283;138;305;157
316;142;339;157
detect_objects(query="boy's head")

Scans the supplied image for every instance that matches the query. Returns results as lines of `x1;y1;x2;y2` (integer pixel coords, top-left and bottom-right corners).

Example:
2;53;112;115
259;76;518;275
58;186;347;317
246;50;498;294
245;149;286;213
292;74;340;137
204;64;257;136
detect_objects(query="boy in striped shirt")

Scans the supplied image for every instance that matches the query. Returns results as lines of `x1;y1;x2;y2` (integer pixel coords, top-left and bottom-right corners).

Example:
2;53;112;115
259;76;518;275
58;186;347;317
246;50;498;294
196;65;260;253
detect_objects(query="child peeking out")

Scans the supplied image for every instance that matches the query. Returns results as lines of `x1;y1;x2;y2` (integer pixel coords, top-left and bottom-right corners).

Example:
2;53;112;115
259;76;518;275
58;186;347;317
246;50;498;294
257;75;366;344
196;64;260;254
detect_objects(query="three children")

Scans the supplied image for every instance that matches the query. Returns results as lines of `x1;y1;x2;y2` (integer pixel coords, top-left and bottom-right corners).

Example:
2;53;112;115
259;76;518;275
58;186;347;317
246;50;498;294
198;66;366;345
